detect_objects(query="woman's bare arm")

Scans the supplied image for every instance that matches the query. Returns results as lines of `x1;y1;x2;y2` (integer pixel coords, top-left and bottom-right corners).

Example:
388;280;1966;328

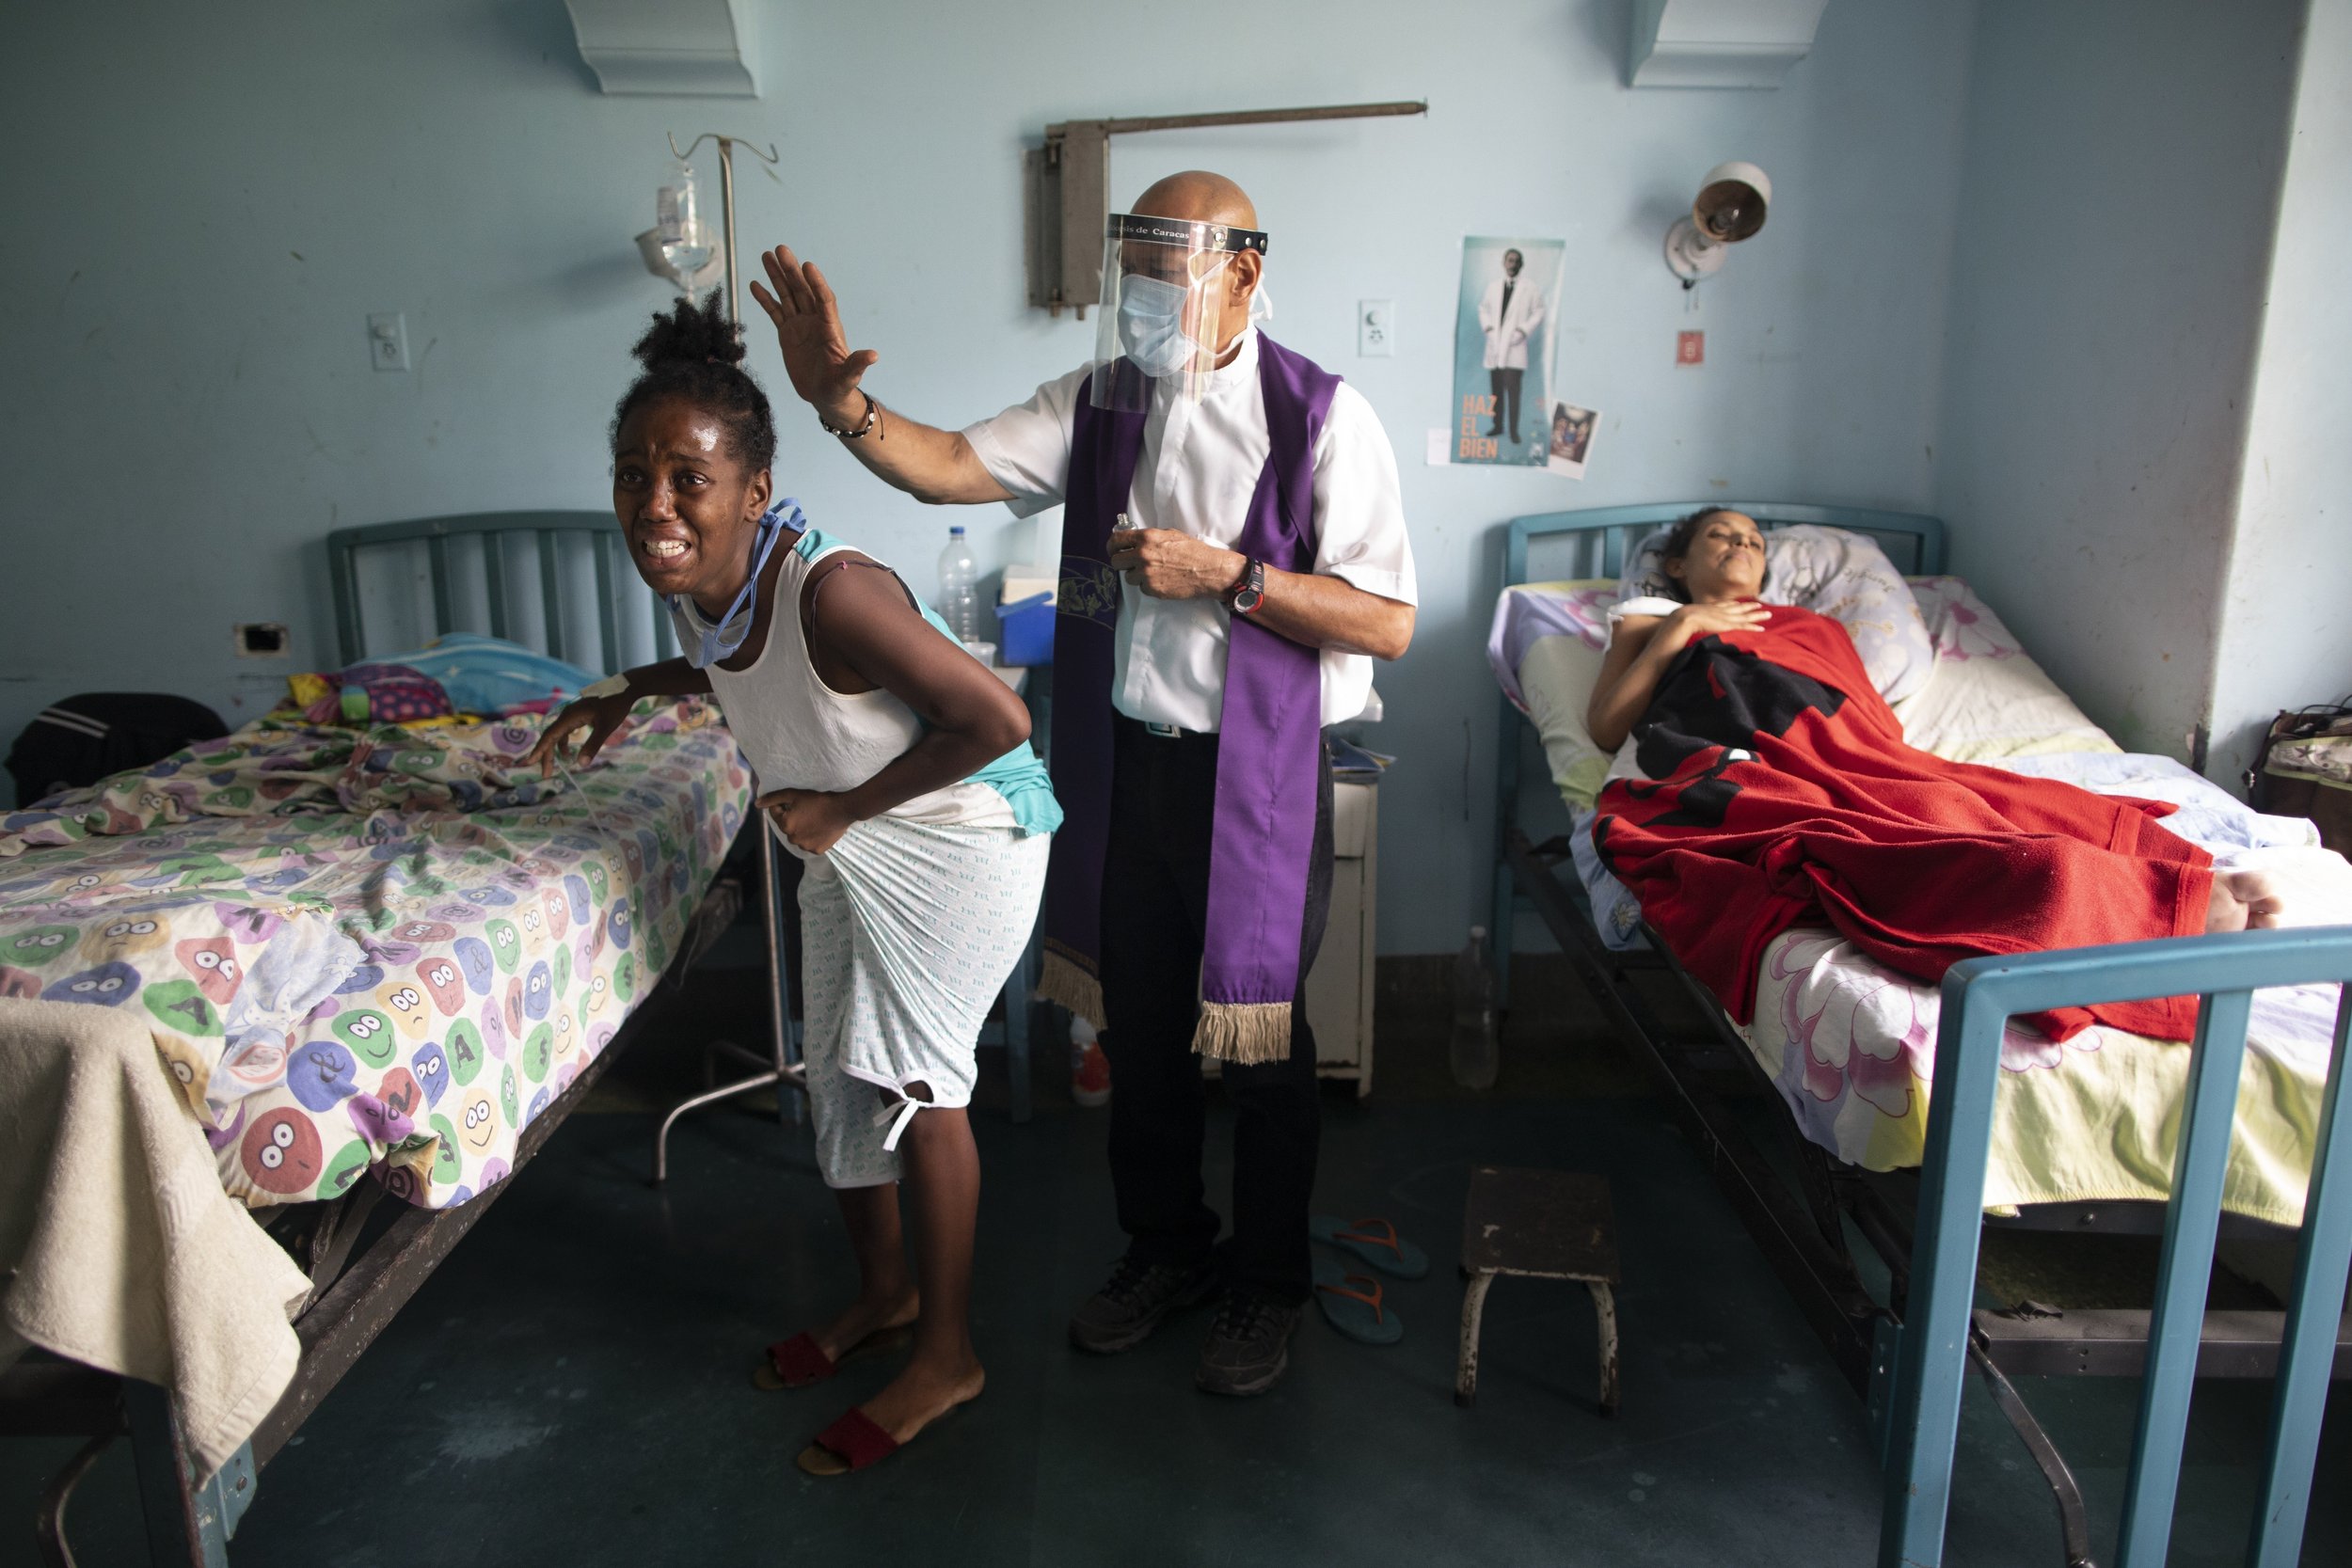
758;562;1030;852
1584;601;1771;752
527;657;711;774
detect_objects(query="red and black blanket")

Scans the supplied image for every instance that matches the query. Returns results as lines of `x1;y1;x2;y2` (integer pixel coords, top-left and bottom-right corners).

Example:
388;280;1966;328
1592;604;2213;1042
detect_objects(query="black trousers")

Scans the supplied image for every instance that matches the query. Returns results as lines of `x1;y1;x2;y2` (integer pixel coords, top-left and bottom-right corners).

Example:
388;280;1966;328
1488;367;1524;440
1098;714;1334;1302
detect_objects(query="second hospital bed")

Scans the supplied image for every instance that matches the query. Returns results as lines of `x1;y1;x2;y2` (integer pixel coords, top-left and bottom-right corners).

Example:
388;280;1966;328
1486;502;2352;1567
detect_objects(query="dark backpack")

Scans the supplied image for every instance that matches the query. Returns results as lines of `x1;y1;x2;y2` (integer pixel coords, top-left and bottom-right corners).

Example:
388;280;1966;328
2247;699;2352;860
6;693;230;808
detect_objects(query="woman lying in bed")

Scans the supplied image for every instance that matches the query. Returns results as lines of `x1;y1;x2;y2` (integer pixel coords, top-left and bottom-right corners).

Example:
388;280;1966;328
1581;507;2280;1045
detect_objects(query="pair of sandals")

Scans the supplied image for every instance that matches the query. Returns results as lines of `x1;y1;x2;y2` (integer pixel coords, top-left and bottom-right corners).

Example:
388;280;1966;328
755;1323;957;1476
1310;1215;1428;1347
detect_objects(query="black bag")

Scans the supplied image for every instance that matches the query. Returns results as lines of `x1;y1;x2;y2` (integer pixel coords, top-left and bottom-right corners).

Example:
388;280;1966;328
6;693;230;808
2247;699;2352;860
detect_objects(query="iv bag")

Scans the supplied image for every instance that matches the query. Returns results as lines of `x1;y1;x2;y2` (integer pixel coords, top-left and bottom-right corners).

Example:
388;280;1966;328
657;162;712;282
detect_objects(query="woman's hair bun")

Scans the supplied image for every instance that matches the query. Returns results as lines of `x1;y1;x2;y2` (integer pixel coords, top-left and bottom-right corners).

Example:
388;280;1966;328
630;290;746;369
611;288;776;471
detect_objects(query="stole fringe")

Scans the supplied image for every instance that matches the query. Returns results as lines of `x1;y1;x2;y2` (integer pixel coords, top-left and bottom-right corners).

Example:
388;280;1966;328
1190;1001;1292;1066
1036;948;1106;1032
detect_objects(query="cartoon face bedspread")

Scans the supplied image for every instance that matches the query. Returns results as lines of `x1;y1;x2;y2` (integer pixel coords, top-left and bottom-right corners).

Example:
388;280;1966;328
0;702;751;1209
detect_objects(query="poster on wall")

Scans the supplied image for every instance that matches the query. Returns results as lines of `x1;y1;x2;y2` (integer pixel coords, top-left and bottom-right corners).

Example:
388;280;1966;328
1546;402;1599;480
1450;235;1565;467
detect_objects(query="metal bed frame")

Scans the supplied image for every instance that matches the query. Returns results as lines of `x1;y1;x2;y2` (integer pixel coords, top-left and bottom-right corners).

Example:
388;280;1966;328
1488;502;2352;1567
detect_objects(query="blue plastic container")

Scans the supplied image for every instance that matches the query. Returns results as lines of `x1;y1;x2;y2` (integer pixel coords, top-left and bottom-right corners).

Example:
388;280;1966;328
996;592;1057;667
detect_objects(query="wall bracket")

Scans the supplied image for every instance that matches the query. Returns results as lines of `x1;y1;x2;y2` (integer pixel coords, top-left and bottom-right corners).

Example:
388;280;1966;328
1023;100;1426;318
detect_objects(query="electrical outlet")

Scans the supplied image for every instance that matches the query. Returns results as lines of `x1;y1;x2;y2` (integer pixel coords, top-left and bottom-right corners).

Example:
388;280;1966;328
1358;299;1394;357
234;623;289;657
368;312;410;372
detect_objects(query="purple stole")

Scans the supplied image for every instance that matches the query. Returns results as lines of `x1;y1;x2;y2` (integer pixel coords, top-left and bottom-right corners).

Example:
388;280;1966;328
1038;337;1341;1064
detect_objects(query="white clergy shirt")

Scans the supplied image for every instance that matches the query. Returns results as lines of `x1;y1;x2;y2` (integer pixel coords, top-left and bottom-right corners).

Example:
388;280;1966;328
962;328;1417;733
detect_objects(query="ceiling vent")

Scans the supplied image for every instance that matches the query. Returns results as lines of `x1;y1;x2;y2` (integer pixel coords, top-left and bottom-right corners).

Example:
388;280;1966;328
564;0;761;97
1629;0;1829;89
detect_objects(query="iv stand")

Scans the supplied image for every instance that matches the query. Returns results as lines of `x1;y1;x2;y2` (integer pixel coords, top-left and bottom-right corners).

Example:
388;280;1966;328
647;127;806;1184
666;131;780;325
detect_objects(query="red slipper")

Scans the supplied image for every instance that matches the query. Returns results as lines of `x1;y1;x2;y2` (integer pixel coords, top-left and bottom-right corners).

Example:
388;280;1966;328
799;1407;898;1475
760;1332;838;1390
755;1323;914;1391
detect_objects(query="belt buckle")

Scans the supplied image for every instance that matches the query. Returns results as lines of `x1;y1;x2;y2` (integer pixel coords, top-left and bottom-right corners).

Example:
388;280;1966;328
1143;721;1182;739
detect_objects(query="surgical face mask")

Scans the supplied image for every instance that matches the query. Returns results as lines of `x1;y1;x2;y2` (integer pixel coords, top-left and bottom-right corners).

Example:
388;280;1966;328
1115;274;1201;378
670;499;798;669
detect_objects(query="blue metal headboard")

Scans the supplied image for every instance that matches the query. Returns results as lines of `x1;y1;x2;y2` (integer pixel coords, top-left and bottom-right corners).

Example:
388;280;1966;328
1489;501;1949;1005
326;511;678;673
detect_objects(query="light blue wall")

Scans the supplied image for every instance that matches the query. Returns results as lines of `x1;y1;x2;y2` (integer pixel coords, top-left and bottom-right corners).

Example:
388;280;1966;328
0;0;1976;952
1933;0;2306;762
2210;0;2352;784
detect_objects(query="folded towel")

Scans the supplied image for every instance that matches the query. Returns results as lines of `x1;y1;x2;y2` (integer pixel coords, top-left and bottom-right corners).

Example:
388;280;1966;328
0;997;310;1481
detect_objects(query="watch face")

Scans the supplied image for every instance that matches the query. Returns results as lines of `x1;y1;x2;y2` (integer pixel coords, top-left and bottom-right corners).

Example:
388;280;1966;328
1232;587;1263;613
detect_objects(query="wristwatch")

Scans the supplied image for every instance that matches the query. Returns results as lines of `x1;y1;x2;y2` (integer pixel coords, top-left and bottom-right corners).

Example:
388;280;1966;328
1228;557;1266;616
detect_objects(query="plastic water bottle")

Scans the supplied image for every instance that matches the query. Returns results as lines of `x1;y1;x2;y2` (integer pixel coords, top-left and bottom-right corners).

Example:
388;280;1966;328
1450;926;1500;1089
937;526;981;643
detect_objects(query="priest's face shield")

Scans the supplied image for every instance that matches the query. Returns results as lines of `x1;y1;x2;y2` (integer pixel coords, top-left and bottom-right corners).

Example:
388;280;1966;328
1089;213;1269;412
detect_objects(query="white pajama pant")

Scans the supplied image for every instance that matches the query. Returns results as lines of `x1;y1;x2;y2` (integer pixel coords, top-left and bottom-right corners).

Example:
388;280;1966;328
792;816;1050;1189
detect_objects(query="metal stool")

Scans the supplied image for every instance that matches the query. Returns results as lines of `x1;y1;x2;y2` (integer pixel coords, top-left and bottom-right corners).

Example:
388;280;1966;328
1455;1165;1622;1416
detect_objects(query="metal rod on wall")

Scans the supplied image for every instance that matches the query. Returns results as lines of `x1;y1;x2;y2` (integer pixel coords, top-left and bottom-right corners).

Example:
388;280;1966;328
1025;99;1427;317
1094;99;1427;136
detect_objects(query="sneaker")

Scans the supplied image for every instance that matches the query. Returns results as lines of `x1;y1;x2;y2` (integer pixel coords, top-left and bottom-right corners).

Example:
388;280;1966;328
1072;1035;1111;1108
1068;1257;1216;1354
1195;1289;1303;1397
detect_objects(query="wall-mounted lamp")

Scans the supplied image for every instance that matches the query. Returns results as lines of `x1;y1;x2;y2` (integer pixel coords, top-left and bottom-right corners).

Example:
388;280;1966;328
1663;161;1771;288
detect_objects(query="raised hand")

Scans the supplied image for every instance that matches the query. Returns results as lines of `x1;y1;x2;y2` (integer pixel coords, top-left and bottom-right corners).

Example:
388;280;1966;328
749;245;880;428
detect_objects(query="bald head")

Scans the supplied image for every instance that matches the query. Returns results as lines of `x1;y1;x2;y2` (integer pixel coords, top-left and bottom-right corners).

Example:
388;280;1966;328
1131;170;1257;230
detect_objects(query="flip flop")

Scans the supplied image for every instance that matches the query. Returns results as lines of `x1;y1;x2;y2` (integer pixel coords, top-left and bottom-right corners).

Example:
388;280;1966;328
1310;1215;1429;1280
753;1323;914;1391
796;1398;969;1477
1312;1261;1404;1346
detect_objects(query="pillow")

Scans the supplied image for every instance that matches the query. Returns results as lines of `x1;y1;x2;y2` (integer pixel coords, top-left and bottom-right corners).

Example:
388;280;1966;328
286;663;454;726
1487;580;1617;808
1618;523;1935;704
1906;575;2026;661
1894;578;2117;761
382;634;599;717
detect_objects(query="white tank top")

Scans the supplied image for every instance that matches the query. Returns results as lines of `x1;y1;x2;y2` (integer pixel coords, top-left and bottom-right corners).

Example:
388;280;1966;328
701;536;1014;834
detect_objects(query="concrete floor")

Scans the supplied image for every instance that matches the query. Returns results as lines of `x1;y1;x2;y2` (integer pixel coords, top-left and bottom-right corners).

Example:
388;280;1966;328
5;968;2346;1566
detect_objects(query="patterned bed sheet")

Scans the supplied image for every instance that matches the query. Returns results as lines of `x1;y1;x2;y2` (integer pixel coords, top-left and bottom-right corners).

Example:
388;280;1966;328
0;702;752;1210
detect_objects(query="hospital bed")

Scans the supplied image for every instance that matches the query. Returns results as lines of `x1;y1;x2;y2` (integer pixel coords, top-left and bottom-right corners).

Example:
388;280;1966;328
2;511;761;1566
1486;502;2352;1567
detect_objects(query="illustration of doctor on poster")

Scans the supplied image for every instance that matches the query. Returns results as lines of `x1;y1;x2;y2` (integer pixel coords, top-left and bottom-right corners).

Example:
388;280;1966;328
1452;236;1565;467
